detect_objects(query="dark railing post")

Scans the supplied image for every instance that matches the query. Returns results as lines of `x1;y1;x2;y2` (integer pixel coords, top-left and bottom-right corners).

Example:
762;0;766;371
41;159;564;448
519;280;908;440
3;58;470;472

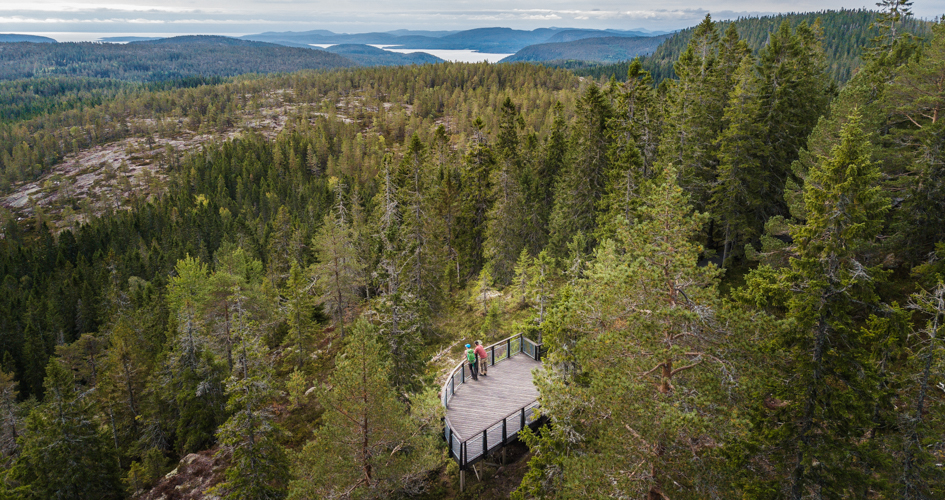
461;442;466;470
491;345;495;366
449;429;453;457
502;418;507;443
520;333;524;354
461;365;465;384
450;377;454;397
507;337;511;358
483;431;488;457
520;408;526;432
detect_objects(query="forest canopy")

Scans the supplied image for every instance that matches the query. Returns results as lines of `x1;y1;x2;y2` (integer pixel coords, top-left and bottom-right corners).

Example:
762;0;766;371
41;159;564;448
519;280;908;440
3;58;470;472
0;4;944;499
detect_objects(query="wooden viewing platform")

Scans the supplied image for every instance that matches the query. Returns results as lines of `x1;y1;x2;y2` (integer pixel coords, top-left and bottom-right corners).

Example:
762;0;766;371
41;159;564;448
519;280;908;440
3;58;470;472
441;334;544;490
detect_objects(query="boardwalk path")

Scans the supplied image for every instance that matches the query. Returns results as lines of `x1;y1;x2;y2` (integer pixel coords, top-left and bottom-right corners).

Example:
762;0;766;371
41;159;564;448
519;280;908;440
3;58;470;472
445;355;541;439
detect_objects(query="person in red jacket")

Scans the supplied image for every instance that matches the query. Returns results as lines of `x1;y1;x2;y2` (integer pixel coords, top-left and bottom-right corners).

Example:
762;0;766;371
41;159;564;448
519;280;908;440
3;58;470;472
474;340;488;377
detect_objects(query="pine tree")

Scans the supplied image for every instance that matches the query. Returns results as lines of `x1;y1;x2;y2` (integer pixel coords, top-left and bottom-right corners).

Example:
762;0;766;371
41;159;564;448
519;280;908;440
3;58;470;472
288;320;440;499
207;244;265;372
164;256;227;454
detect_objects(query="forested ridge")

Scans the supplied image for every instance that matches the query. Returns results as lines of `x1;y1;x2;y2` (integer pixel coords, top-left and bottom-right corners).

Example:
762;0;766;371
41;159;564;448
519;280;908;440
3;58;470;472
0;4;944;500
573;8;932;83
0;36;356;82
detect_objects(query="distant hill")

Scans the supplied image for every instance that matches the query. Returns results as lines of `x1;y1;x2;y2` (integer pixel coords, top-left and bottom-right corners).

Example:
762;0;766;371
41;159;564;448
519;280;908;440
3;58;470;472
545;29;655;43
243;31;405;47
501;35;671;64
383;29;459;38
629;9;932;83
430;27;565;52
0;34;56;43
0;36;356;81
98;36;164;43
321;44;444;66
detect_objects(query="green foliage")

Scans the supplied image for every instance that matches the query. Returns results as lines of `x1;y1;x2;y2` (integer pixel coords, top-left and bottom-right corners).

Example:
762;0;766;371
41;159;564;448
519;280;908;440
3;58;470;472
636;9;930;84
0;37;354;82
547;85;613;257
11;359;122;499
213;317;289;500
737;111;893;497
0;15;943;495
519;166;749;498
288;320;441;499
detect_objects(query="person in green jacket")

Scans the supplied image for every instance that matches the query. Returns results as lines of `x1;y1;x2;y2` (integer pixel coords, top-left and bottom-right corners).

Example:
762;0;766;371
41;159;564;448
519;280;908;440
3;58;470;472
465;343;479;380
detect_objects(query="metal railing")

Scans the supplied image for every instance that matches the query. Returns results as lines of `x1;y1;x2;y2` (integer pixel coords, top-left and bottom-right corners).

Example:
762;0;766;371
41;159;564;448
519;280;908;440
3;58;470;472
441;333;543;470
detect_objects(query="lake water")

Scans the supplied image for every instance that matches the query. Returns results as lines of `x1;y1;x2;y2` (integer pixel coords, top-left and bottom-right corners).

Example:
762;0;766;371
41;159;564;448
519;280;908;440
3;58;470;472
310;44;511;63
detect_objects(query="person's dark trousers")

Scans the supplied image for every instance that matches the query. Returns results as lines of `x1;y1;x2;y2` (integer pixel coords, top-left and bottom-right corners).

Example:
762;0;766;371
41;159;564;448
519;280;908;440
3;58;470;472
469;360;479;380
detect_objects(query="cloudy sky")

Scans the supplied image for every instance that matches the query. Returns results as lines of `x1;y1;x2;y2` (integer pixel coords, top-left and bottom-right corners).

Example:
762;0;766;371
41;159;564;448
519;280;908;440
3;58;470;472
3;0;945;39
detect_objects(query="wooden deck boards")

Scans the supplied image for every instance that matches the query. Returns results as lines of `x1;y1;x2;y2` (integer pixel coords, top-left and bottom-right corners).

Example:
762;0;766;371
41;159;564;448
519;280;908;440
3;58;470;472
446;355;541;440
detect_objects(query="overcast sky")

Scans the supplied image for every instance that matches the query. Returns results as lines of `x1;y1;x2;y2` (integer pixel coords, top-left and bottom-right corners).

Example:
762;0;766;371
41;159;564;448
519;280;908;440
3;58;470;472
3;0;944;39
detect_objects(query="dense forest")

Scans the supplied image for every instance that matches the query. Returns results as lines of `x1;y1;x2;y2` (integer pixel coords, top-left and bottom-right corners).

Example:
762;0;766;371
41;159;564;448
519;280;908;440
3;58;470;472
573;8;932;83
0;36;355;81
1;3;944;499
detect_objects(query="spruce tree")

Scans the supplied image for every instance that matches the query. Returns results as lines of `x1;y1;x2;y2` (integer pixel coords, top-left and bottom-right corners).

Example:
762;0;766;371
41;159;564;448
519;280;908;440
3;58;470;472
658;14;725;211
885;20;945;259
282;260;316;369
213;299;289;500
547;85;613;257
311;187;364;339
709;55;769;266
740;111;892;498
12;359;123;499
754;20;831;219
900;281;945;499
457;118;495;278
0;370;19;461
485;98;528;284
373;158;425;390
